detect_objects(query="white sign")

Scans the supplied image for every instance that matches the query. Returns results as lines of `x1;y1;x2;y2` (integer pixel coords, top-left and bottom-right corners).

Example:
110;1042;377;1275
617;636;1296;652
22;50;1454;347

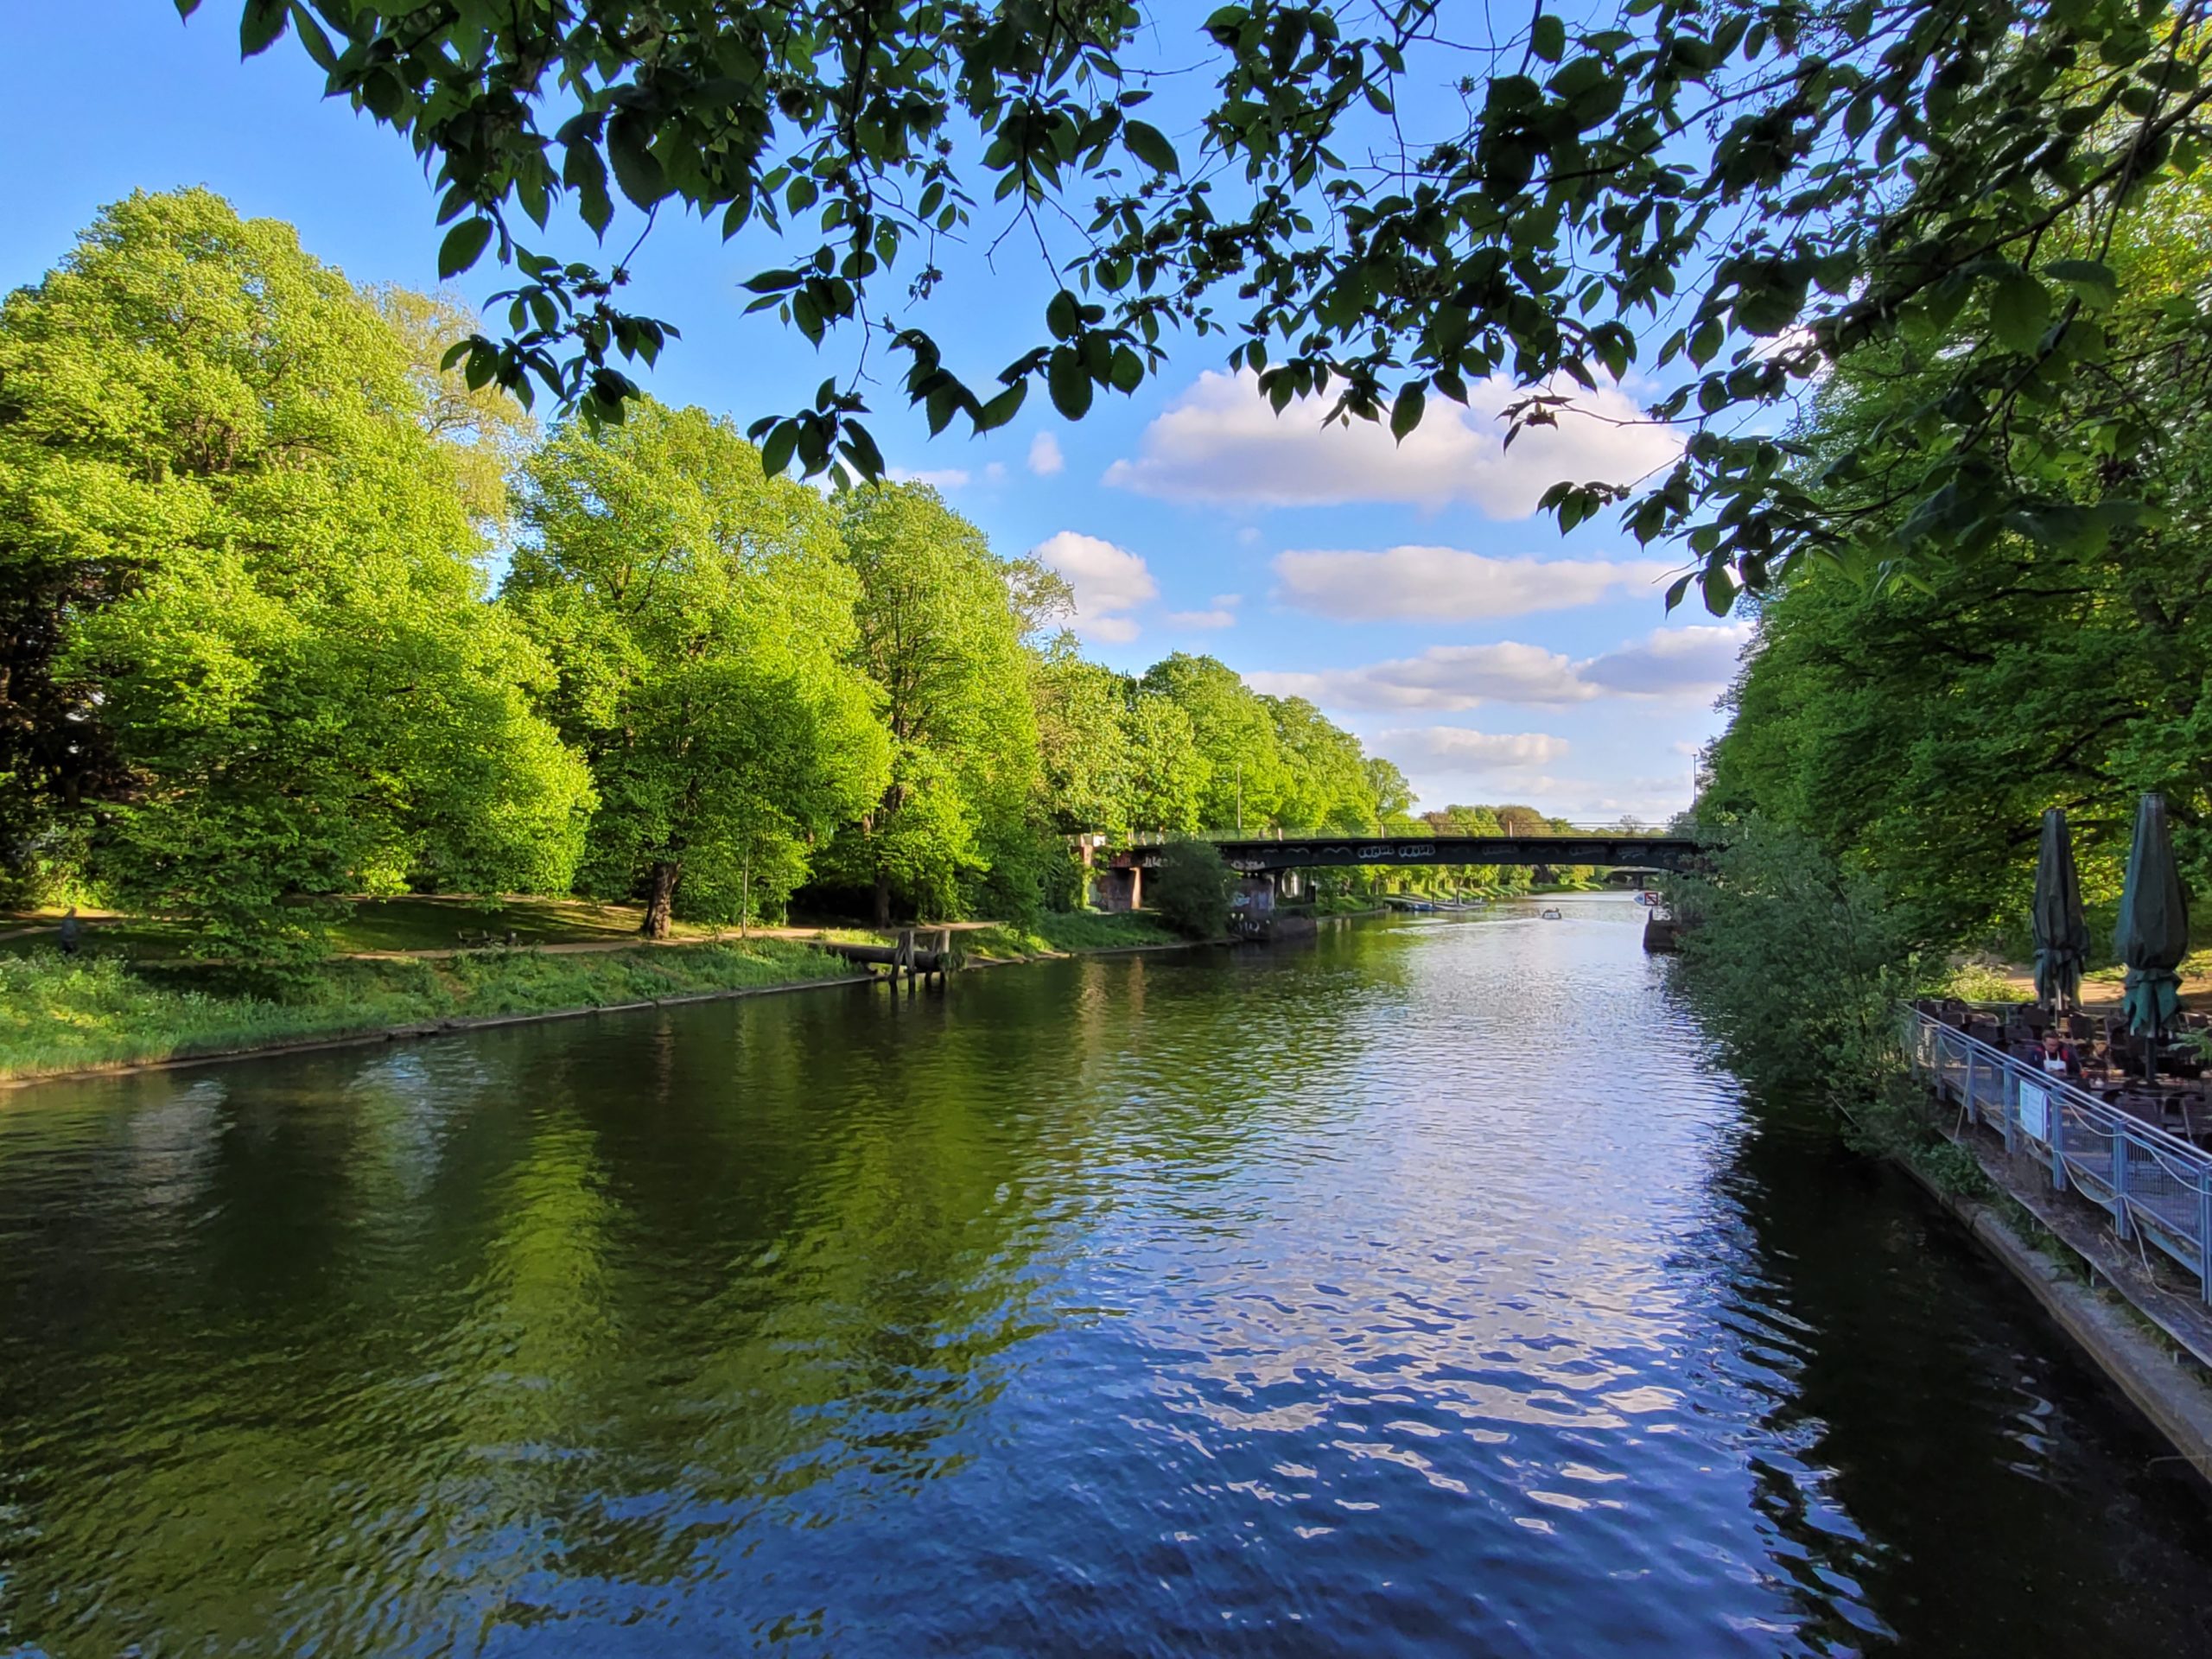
2018;1080;2050;1142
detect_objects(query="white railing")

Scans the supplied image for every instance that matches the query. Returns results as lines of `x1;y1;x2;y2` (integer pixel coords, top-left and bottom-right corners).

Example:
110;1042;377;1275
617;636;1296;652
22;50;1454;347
1907;1007;2212;1302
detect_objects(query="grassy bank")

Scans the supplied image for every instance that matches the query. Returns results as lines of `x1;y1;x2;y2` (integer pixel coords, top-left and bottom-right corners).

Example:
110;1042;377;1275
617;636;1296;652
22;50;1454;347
0;894;754;961
0;939;858;1084
1;908;1205;1084
959;911;1183;960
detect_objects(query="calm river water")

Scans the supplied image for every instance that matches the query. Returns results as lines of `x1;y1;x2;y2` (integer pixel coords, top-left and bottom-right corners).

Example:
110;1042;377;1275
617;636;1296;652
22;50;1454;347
3;897;2211;1656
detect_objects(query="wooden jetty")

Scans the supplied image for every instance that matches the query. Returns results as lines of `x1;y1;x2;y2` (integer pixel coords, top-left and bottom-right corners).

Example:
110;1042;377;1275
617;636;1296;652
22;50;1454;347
820;927;954;988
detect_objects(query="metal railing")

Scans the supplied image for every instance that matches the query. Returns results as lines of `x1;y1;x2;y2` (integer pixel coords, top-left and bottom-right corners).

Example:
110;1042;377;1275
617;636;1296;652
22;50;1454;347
1113;822;1676;847
1906;1007;2212;1302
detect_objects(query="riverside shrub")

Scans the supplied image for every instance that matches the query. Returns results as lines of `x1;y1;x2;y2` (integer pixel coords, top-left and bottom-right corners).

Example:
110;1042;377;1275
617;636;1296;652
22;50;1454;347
1671;819;1935;1105
1152;840;1233;940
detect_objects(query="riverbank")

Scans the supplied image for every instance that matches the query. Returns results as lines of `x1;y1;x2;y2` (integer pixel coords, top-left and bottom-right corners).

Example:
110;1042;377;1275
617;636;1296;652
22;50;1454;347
1904;1108;2212;1483
0;911;1192;1089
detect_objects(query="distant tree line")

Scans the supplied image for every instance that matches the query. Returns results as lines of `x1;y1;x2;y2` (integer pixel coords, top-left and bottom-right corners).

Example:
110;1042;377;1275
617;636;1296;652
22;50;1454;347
0;191;1586;948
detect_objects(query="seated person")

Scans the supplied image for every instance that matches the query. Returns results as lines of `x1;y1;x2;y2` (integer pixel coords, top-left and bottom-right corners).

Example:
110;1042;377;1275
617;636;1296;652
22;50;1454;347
2035;1029;2082;1079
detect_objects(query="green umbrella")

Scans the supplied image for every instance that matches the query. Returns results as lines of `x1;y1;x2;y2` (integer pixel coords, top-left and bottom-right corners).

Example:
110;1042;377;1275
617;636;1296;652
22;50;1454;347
2031;808;2088;1012
2115;792;2190;1044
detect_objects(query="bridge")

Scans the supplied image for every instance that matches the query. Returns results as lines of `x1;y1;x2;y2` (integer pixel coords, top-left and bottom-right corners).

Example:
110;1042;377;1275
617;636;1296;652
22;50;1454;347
1109;834;1704;876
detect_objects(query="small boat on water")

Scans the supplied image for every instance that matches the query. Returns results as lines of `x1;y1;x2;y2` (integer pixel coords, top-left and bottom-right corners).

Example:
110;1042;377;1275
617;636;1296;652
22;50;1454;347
1541;907;1564;920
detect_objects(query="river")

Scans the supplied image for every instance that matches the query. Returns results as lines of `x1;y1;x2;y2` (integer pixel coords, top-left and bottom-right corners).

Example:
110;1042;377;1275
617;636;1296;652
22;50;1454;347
3;896;2209;1656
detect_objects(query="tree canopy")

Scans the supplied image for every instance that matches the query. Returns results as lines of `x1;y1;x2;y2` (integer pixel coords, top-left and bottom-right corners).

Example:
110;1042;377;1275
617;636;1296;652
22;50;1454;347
3;189;1484;942
1700;162;2212;944
184;0;2212;610
0;188;589;943
823;482;1043;921
508;401;888;935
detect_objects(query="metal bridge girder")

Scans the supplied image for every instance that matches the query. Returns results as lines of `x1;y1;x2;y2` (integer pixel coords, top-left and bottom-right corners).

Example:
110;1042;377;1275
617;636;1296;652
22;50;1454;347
1114;836;1703;873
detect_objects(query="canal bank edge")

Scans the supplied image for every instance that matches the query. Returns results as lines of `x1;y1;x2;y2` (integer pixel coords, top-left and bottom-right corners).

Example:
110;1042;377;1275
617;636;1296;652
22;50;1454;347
0;970;875;1093
1893;1147;2212;1486
0;931;1235;1094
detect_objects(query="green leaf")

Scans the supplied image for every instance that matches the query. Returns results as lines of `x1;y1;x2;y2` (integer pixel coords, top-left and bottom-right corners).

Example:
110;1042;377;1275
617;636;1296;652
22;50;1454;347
1047;348;1093;420
1123;120;1179;175
1700;560;1737;615
1389;381;1426;441
760;421;798;477
438;217;494;279
1046;289;1080;340
1531;13;1567;62
1109;345;1144;394
606;113;668;207
238;0;289;56
977;381;1027;430
1989;271;2051;353
2044;257;2118;310
288;3;337;71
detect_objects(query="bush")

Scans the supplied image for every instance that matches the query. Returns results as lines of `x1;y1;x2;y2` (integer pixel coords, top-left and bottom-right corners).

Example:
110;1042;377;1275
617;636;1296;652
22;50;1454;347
1672;817;1936;1109
1151;839;1233;939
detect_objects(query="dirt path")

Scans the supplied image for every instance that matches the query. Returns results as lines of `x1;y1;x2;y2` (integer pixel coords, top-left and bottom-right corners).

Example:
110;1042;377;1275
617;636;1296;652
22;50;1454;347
1984;963;2212;1011
337;920;1002;963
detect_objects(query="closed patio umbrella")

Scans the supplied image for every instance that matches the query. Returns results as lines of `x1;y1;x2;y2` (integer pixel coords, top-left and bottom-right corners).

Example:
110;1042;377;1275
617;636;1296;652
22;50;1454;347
2115;794;2190;1058
2031;808;2088;1013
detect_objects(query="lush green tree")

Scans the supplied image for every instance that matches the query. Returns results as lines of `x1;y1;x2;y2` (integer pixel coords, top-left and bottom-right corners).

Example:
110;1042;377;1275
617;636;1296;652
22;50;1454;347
1140;653;1288;833
370;284;541;528
825;484;1040;922
1030;648;1212;847
1702;170;2212;944
1030;647;1132;837
1123;691;1205;837
509;403;888;936
1151;838;1234;940
190;0;2212;612
1365;759;1415;832
1267;696;1378;834
1;188;589;940
1002;557;1079;650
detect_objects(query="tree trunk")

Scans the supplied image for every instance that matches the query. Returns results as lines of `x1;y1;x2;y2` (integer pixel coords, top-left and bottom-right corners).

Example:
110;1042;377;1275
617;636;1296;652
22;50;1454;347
874;868;893;927
644;860;681;938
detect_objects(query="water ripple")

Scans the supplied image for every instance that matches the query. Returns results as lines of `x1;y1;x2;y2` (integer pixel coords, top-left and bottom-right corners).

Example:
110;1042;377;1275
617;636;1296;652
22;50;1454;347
2;900;2210;1656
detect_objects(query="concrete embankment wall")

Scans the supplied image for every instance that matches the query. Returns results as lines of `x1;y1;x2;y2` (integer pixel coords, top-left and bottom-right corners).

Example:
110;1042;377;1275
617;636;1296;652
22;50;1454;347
1905;1120;2212;1486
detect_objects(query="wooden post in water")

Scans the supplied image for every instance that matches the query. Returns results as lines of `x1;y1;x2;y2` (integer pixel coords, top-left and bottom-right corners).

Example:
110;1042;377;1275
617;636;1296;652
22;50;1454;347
899;927;916;995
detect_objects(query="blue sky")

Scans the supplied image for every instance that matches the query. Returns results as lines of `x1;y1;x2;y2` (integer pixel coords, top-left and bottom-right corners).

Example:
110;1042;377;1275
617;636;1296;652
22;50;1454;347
1;3;1738;823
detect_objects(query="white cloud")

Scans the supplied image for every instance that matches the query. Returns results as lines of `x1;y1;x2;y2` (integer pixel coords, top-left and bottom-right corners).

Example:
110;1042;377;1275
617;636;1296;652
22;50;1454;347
1162;593;1242;631
1029;530;1158;644
1027;433;1065;476
1252;643;1586;710
1398;769;1694;822
1273;545;1675;622
1579;623;1751;696
984;461;1007;485
1104;369;1682;517
1249;622;1751;712
1376;728;1571;773
889;466;970;488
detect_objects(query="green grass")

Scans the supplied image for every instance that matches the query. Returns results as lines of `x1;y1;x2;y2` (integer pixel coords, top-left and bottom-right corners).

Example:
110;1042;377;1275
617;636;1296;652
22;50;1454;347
0;893;728;962
0;939;858;1083
959;911;1181;961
